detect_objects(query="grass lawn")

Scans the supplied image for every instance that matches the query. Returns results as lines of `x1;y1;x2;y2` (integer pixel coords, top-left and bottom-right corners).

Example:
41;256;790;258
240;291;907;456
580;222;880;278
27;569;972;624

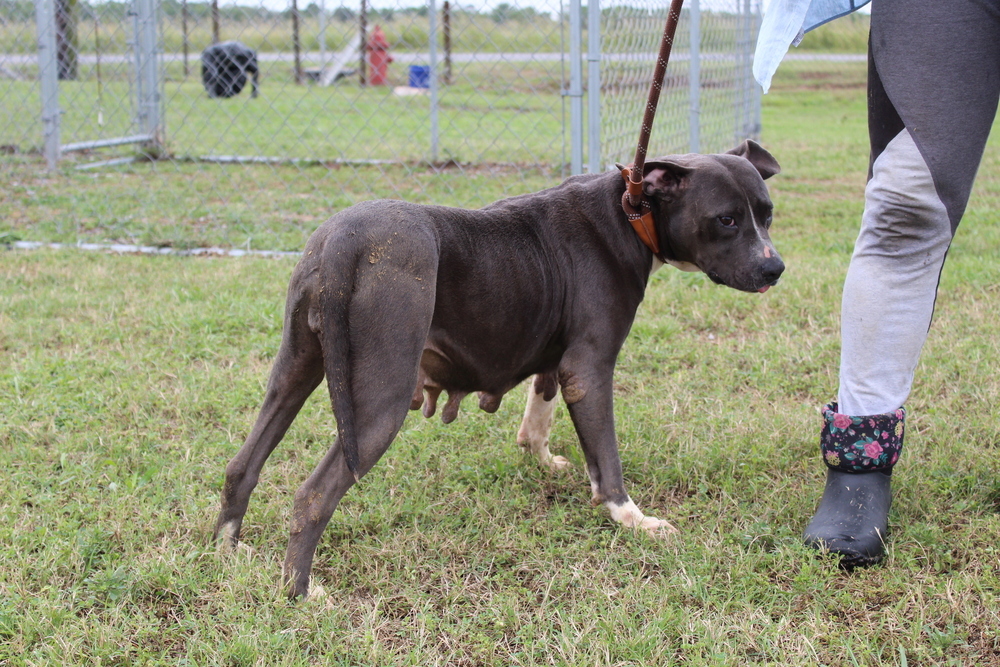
1;59;999;665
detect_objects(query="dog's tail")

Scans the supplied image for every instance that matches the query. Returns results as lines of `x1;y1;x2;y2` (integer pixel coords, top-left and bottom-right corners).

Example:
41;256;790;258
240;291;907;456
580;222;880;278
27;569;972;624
317;255;362;483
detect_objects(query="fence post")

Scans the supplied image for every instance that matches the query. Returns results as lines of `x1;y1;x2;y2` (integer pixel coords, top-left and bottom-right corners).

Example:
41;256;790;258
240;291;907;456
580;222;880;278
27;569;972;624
319;0;327;69
568;0;583;175
181;0;189;76
751;2;762;138
442;0;451;85
735;0;754;144
36;0;61;169
133;0;161;150
688;0;700;153
428;0;439;163
292;0;302;84
211;0;219;43
586;0;600;173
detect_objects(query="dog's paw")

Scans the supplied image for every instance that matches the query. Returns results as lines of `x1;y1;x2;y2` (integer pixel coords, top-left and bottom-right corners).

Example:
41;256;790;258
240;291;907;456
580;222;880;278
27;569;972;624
609;499;678;538
545;454;572;471
215;520;241;554
637;516;679;538
548;456;573;472
305;583;330;606
214;521;254;556
517;436;570;472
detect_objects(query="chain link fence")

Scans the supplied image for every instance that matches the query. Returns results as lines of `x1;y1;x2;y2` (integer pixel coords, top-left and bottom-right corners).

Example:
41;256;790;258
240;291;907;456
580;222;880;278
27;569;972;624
601;0;759;165
1;0;759;251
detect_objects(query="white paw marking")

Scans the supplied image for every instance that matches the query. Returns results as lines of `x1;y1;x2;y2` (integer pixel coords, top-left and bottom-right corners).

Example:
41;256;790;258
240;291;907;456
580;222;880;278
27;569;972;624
306;583;329;605
217;520;240;553
607;499;678;537
545;455;571;471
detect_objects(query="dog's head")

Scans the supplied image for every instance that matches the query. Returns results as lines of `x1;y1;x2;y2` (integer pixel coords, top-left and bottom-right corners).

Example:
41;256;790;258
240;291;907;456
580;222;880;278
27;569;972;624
639;140;783;293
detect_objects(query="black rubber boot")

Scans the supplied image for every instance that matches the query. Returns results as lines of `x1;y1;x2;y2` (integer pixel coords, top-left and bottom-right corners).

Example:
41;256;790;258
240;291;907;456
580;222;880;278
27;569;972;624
803;468;892;568
804;402;905;568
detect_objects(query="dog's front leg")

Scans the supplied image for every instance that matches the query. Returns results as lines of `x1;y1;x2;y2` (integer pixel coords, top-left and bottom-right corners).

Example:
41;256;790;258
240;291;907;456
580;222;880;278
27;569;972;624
558;364;677;537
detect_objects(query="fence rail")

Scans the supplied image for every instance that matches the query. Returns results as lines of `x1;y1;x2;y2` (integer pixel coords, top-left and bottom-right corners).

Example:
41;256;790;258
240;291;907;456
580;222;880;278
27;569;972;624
1;0;760;250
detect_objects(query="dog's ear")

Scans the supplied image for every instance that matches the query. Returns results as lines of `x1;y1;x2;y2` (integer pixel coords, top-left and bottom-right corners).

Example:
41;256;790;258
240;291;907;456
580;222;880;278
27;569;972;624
641;160;693;200
727;139;781;180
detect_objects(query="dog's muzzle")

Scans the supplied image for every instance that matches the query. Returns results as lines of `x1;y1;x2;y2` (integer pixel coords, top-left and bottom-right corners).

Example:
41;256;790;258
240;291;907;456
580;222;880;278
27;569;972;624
757;255;785;292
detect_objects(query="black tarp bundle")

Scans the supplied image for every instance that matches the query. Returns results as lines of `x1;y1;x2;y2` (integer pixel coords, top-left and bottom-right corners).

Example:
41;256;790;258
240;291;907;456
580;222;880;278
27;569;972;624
201;41;259;98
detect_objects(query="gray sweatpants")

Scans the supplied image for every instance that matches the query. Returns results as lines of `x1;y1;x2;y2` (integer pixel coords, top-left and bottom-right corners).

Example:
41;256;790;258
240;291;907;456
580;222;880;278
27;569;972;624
837;0;1000;416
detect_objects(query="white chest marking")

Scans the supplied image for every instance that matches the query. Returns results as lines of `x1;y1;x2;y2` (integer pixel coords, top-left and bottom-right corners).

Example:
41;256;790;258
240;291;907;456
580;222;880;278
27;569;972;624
664;259;700;273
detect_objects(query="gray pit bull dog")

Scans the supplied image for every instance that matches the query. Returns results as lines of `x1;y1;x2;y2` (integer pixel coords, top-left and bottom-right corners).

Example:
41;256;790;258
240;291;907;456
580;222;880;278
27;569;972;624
214;140;783;599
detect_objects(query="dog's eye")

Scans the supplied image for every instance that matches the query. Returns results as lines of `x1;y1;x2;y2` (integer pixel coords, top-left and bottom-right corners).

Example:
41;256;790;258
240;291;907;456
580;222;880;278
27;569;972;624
718;216;736;227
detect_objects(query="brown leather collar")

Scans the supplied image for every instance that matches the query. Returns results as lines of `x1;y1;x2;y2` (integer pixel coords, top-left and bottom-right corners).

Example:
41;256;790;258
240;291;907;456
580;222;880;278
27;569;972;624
619;164;665;261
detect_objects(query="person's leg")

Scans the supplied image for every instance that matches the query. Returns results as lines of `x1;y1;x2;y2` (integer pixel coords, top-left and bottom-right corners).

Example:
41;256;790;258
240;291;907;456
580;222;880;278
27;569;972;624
838;130;951;418
804;0;1000;565
804;129;946;565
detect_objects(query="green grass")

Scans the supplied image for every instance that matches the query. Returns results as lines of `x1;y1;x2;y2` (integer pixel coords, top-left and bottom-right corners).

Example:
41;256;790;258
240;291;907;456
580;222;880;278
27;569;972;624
2;60;1000;665
158;66;564;163
0;58;567;160
796;13;870;53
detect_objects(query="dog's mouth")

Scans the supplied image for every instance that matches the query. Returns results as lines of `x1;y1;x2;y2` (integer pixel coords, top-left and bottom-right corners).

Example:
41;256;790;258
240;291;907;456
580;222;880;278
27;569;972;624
706;271;779;294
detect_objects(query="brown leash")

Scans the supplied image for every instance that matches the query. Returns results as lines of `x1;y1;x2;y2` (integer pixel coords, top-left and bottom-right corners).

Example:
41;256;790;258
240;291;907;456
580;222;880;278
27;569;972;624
620;0;685;259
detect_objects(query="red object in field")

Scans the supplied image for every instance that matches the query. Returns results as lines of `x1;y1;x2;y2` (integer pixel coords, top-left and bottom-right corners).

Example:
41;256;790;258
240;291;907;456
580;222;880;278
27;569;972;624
366;25;393;86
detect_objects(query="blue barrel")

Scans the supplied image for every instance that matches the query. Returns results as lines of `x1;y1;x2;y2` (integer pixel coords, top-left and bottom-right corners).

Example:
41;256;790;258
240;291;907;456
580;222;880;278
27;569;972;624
408;65;430;88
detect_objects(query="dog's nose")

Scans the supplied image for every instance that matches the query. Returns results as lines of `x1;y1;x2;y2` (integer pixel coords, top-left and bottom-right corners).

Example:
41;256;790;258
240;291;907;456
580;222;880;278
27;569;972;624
761;256;785;284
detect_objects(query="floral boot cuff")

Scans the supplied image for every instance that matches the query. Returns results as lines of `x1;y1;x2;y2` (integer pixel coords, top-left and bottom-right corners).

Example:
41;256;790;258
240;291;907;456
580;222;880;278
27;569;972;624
820;402;904;473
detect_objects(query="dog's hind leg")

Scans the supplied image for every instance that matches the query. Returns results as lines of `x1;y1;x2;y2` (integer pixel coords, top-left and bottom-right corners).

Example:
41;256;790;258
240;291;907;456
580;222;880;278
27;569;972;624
214;287;325;550
517;373;570;471
283;249;436;599
282;406;406;599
